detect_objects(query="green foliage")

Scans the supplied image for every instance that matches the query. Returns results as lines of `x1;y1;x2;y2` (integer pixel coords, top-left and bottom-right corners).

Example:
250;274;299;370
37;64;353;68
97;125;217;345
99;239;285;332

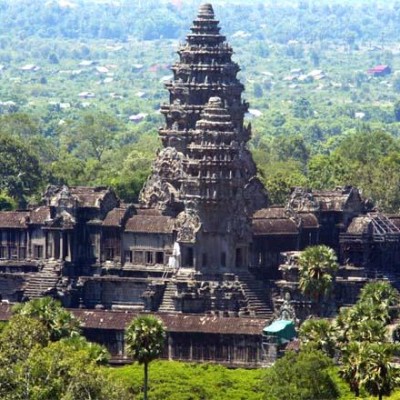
63;112;121;162
298;245;338;303
126;315;166;400
0;299;128;400
292;97;313;119
110;360;264;400
0;314;49;363
126;315;165;364
264;349;339;400
299;319;337;357
340;342;400;399
358;281;399;318
13;297;80;341
0;131;43;206
259;160;307;205
297;281;400;398
0;191;17;211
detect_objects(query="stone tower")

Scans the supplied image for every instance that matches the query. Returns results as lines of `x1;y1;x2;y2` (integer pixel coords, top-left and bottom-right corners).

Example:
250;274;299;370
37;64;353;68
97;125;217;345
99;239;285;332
140;3;268;274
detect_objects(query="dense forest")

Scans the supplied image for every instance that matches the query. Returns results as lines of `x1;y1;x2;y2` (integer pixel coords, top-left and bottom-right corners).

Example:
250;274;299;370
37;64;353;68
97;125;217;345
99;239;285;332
2;0;400;211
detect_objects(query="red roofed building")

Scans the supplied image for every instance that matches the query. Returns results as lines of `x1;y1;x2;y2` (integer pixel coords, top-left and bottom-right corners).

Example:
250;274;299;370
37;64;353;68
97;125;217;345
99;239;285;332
367;64;392;76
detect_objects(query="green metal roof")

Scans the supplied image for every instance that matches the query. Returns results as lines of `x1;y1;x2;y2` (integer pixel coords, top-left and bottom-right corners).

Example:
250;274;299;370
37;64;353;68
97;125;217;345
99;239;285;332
263;320;296;344
263;319;293;333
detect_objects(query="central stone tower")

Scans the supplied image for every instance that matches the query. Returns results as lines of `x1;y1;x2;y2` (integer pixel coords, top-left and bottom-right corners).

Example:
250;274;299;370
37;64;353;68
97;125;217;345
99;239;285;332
140;4;268;280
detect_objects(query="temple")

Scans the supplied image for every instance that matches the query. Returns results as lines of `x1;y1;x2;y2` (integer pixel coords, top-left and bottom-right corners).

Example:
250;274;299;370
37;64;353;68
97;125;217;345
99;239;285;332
0;4;400;366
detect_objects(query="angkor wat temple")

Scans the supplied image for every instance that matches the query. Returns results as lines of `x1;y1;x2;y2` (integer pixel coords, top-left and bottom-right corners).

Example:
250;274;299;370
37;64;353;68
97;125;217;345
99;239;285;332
1;4;400;366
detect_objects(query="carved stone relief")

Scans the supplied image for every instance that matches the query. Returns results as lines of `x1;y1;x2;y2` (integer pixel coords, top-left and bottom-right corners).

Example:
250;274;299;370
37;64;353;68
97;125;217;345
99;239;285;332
175;209;201;243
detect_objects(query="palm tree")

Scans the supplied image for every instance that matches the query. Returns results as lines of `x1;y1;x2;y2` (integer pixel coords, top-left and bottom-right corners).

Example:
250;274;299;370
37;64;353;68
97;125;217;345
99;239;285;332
13;297;80;341
298;245;338;304
359;281;399;308
351;320;387;344
340;341;365;397
298;319;336;357
336;305;388;345
341;341;400;399
362;343;400;400
125;315;165;400
358;281;399;323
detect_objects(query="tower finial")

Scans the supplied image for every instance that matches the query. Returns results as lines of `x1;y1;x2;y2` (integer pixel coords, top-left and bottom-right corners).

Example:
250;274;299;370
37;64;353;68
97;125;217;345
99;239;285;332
198;3;214;19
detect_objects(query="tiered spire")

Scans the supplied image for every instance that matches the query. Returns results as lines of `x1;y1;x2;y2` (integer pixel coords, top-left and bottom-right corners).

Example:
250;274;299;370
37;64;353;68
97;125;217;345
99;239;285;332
140;4;268;216
160;3;249;152
182;97;244;204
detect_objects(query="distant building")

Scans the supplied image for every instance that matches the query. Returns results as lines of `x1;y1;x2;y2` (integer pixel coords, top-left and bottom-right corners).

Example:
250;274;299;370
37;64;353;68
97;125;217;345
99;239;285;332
367;65;392;76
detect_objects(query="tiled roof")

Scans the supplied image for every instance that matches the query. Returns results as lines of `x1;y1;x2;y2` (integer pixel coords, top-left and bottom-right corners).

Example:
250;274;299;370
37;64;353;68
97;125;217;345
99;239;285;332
252;208;318;233
69;186;110;208
0;212;29;228
347;216;371;235
135;207;163;216
125;215;175;234
45;186;113;209
299;213;319;229
103;208;127;227
0;305;267;336
252;218;298;236
72;309;267;335
253;207;288;219
388;215;400;230
29;206;51;225
288;187;362;213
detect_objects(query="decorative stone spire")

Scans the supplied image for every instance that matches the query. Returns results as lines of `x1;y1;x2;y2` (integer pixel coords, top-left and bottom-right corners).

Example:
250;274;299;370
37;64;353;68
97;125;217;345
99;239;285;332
160;2;250;152
141;4;268;216
182;97;242;205
197;3;215;19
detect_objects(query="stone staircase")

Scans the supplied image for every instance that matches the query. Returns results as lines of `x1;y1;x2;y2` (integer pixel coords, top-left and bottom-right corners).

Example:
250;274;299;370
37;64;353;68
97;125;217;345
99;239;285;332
23;261;62;300
238;271;274;320
158;280;177;313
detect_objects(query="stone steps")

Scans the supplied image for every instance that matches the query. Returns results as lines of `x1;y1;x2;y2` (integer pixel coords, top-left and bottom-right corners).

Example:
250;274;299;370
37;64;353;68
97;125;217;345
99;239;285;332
23;262;61;300
158;281;177;313
238;271;274;319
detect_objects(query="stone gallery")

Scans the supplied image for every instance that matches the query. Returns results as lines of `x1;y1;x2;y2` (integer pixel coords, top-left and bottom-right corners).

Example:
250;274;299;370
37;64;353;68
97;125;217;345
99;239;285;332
0;4;399;366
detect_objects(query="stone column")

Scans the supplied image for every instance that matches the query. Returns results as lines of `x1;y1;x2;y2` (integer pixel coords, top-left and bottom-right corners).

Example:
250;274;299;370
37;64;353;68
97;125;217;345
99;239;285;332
168;335;173;361
59;232;64;261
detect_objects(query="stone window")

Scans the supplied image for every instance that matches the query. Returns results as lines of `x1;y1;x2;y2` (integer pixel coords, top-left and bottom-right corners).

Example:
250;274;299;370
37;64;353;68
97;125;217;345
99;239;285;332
134;251;143;264
145;251;154;265
9;246;17;259
8;230;16;243
19;247;26;259
185;247;194;267
202;252;207;267
221;252;226;267
33;245;44;259
235;248;242;268
156;251;164;264
105;248;114;261
0;246;8;259
125;250;133;263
